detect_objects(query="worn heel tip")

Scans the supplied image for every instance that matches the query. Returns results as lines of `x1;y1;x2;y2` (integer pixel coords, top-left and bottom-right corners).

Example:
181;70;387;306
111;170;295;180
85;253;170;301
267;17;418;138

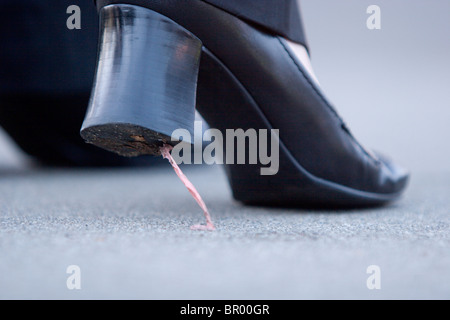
80;123;174;157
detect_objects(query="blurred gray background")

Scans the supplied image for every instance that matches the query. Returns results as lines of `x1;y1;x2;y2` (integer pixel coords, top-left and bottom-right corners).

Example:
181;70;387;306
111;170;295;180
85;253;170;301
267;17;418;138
0;0;449;300
301;0;450;174
1;0;449;173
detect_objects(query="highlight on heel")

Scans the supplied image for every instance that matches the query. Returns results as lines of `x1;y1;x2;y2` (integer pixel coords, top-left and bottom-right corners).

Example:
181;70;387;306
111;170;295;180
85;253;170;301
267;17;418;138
80;4;202;156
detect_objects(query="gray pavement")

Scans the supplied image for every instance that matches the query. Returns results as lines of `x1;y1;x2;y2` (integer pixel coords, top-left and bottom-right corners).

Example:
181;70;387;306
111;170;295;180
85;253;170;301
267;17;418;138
0;166;449;299
0;0;449;300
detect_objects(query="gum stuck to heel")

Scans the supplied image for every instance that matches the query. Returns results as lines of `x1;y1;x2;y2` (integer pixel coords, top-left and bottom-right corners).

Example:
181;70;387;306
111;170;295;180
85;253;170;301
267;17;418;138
160;144;216;231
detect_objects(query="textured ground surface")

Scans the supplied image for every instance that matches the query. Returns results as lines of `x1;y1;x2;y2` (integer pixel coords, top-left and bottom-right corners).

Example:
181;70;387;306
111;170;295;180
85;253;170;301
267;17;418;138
0;166;449;299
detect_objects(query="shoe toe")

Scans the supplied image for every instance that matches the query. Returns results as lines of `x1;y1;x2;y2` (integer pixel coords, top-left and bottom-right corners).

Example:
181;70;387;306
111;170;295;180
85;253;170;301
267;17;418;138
374;151;410;194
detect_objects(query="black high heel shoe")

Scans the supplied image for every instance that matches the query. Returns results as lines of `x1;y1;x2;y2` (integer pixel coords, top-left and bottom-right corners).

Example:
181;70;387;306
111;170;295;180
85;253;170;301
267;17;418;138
81;1;409;207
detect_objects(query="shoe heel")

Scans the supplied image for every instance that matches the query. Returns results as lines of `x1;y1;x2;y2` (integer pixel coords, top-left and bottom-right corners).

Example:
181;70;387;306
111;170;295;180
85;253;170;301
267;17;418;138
80;4;202;156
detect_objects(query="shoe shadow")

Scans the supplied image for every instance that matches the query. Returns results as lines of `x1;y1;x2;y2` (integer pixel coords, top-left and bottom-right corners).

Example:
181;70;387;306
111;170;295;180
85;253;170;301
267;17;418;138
240;201;402;215
0;167;36;178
